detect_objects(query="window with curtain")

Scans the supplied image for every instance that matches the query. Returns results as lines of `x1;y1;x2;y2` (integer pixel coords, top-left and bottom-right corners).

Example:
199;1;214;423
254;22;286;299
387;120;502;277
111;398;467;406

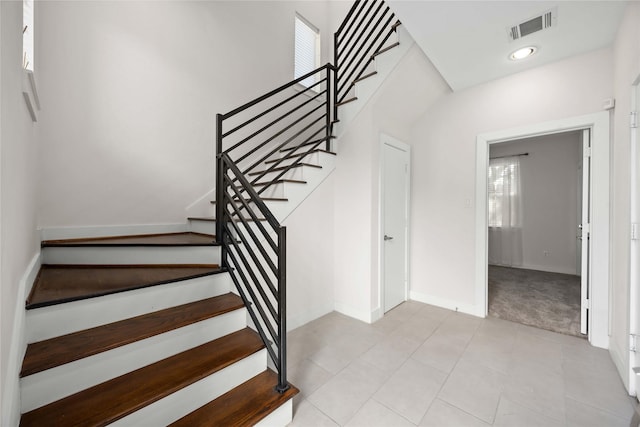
294;14;320;91
488;156;524;266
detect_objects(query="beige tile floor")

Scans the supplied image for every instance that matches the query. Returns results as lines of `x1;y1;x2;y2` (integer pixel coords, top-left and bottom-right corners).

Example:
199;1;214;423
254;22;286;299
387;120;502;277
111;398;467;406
286;301;635;426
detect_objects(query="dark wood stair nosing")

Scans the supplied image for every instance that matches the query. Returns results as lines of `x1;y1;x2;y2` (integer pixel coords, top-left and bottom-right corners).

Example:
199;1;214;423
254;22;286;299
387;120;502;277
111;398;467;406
264;149;335;165
25;265;226;310
248;163;322;176
372;41;400;59
21;293;244;377
19;328;265;427
169;369;299;427
41;232;219;248
252;179;307;187
336;96;358;107
353;70;378;84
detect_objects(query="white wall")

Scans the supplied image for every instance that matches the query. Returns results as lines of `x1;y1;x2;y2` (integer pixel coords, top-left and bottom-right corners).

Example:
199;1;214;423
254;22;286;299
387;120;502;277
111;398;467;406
333;44;450;322
36;1;334;229
409;48;612;313
489;132;581;275
1;2;40;425
283;173;335;331
609;1;640;392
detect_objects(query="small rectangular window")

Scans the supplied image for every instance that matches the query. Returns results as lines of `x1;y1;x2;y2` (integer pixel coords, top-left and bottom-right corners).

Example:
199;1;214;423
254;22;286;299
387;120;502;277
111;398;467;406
23;0;34;71
294;14;320;90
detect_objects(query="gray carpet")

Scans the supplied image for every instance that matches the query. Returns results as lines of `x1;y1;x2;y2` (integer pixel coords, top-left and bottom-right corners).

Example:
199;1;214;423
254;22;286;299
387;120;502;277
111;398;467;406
488;265;585;338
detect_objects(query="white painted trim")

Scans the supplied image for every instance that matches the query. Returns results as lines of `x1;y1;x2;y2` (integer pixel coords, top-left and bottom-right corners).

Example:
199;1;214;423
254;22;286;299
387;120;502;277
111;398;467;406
378;134;411;317
334;301;374;324
409;290;482;318
490;263;579;276
2;252;41;427
39;222;188;241
476;111;610;349
287;302;334;332
254;397;293;427
628;75;640;396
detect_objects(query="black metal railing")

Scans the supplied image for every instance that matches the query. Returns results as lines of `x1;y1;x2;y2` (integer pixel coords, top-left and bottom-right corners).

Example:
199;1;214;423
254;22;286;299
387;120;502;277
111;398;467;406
214;0;399;394
334;0;398;116
216;64;335;392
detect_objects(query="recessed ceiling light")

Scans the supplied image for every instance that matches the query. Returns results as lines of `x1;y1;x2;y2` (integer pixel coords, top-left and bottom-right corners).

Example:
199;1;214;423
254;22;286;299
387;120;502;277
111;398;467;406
509;46;537;61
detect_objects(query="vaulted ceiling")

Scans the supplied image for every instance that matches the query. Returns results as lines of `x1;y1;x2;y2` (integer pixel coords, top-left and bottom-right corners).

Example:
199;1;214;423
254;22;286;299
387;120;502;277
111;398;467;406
387;1;628;91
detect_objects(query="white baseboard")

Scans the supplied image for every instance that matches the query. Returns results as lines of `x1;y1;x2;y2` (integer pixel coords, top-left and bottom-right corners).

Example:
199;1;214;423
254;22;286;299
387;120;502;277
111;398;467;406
2;252;41;427
609;338;631;394
490;263;578;276
287;303;334;332
39;223;188;241
409;290;484;318
333;302;375;324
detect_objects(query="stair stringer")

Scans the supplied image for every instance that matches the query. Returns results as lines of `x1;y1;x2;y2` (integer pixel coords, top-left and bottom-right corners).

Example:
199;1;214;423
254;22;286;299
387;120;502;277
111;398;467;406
333;24;414;138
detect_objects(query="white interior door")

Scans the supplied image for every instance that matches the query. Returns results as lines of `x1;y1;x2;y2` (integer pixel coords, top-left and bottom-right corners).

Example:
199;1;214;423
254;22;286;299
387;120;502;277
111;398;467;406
580;129;591;335
382;136;410;313
629;81;640;396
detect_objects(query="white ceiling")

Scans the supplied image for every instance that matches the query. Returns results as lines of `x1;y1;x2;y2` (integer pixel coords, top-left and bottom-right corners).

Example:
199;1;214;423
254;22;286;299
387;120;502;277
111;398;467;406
387;1;628;91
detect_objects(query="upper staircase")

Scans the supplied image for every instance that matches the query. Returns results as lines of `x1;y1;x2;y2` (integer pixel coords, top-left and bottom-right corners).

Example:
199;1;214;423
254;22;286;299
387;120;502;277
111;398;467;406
17;1;405;425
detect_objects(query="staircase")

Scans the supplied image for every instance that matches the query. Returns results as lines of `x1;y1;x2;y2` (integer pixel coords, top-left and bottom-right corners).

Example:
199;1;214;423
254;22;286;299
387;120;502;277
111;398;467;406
20;232;297;426
17;1;405;425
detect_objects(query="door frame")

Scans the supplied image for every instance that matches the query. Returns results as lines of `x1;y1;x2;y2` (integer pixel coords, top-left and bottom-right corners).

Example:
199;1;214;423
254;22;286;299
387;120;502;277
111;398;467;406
475;112;610;348
629;75;640;396
377;133;411;320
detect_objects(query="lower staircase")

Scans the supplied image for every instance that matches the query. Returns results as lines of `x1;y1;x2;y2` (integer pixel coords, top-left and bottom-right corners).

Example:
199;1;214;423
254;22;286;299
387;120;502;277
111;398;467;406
19;232;298;426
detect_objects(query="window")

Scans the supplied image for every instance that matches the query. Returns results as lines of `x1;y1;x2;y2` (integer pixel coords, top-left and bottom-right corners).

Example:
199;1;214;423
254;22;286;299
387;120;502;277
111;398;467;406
294;14;320;90
23;0;34;71
487;157;522;228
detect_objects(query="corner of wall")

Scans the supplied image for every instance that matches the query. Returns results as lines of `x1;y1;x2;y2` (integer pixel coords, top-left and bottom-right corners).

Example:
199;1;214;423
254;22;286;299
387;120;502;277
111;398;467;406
2;252;41;426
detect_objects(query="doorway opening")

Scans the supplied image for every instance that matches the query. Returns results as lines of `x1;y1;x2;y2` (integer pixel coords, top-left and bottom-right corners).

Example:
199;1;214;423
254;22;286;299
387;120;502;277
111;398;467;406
475;112;610;348
486;131;585;337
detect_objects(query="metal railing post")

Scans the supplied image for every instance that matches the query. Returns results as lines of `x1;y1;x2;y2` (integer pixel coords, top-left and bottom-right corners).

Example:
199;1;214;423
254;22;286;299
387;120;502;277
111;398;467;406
216;114;224;256
333;32;339;122
275;226;288;393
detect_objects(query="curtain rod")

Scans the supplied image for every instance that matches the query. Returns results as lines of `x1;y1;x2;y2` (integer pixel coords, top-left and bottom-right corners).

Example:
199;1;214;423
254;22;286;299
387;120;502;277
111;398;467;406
490;152;529;160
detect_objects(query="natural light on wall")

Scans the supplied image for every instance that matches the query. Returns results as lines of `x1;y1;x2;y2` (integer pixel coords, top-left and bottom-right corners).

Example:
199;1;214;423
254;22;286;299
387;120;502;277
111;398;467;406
23;0;34;71
294;14;320;90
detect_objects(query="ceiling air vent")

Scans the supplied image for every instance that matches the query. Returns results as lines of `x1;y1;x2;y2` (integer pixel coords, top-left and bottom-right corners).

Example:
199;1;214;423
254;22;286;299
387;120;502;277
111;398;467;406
508;8;556;42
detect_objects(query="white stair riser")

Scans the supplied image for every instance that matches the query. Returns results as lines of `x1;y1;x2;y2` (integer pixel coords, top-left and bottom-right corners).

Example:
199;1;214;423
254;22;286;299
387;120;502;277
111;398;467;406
263;150;326;170
21;309;247;412
335;25;412;136
189;219;216;235
26;274;231;342
41;245;220;265
110;351;267;426
250;166;304;182
255;398;293;427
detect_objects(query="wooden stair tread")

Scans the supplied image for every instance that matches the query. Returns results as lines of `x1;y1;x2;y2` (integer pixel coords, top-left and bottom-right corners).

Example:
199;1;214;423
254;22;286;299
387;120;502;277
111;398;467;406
19;328;264;427
248;163;321;176
26;265;222;309
170;369;299;427
252;179;307;186
42;232;217;247
264;149;336;165
336;96;358;107
21;293;244;377
353;70;378;84
372;41;400;58
279;137;335;154
188;216;267;222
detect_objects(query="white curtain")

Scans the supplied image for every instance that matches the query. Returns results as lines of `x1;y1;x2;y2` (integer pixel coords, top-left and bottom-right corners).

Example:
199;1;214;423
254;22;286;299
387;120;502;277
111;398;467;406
488;156;523;267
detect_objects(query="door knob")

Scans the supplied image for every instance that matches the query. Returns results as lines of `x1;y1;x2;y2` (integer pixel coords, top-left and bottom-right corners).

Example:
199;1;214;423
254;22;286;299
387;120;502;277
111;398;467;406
384;235;394;241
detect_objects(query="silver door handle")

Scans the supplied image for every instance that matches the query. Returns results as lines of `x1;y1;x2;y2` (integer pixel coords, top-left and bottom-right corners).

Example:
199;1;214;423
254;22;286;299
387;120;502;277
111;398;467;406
384;235;394;241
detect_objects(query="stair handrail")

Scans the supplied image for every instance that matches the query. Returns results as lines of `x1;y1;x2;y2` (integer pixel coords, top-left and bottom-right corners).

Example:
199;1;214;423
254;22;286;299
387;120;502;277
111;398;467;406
333;0;399;117
214;0;398;395
216;63;336;393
